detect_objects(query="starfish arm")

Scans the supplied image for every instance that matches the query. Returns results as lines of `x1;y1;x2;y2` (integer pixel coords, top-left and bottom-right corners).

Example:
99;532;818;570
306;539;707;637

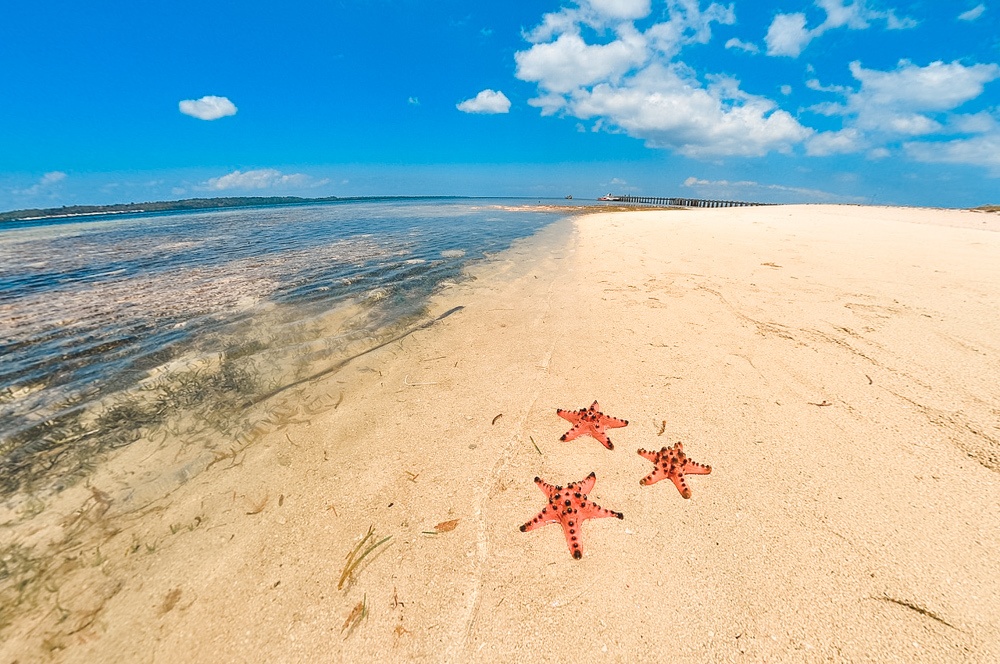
519;505;559;532
556;408;584;425
533;476;560;499
682;459;712;475
639;469;666;486
637;448;660;462
565;502;624;560
600;415;629;430
561;516;585;559
560;423;586;442
671;474;693;499
589;400;600;411
576;499;625;521
574;472;596;495
590;428;614;450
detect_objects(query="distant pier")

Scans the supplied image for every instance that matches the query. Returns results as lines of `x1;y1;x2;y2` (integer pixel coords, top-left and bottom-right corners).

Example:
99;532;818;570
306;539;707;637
602;195;772;208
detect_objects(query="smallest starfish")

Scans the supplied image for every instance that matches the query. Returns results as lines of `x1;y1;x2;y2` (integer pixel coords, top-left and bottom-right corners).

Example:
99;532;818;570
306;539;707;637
637;442;712;498
556;400;628;450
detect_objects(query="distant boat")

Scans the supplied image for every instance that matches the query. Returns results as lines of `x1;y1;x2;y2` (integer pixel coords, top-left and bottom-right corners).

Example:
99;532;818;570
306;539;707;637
565;195;573;200
597;193;621;201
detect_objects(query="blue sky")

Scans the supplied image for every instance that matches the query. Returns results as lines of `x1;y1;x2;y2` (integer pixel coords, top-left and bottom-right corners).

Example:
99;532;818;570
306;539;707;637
1;0;998;209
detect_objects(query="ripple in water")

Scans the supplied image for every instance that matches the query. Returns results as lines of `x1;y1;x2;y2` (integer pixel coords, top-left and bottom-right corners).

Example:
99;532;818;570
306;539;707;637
0;198;571;501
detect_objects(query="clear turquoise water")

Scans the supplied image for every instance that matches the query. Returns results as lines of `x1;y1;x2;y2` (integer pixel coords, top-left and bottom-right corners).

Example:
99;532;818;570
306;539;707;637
0;197;581;498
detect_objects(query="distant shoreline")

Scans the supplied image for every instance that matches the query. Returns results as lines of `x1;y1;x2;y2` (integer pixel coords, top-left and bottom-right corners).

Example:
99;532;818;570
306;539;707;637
4;197;996;225
0;195;474;224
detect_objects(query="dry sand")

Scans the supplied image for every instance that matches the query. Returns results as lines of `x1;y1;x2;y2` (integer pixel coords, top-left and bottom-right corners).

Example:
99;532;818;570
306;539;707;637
4;204;1000;663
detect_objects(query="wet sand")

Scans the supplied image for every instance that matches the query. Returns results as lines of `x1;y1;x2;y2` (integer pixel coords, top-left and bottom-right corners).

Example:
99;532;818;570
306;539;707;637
4;204;1000;662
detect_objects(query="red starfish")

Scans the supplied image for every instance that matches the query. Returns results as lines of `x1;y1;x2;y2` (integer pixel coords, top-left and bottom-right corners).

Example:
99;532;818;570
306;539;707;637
556;400;628;450
637;442;712;498
519;472;624;560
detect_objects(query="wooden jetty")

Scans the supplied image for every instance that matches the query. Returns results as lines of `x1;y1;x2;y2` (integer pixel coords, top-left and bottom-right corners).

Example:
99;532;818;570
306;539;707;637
605;195;772;208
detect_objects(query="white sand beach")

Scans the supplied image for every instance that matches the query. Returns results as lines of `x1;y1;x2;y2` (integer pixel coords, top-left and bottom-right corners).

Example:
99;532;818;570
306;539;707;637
4;204;1000;663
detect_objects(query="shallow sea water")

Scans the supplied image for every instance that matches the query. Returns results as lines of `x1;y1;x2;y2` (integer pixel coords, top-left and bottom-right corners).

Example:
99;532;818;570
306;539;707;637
0;198;581;503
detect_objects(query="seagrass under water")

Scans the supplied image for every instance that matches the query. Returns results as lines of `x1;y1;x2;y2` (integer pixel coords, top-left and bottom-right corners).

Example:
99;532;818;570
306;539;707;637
0;198;577;501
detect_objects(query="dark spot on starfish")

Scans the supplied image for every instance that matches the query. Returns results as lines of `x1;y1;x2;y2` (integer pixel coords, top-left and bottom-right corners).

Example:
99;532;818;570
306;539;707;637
571;536;577;541
569;529;575;534
615;512;624;519
568;521;574;526
519;525;527;531
574;493;581;498
573;550;582;559
564;499;571;506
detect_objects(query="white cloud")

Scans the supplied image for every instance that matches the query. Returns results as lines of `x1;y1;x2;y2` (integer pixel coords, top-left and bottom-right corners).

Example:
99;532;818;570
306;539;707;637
836;60;1000;143
515;28;648;94
179;95;238;120
813;60;999;128
725;38;759;54
589;0;652;20
515;1;810;158
884;10;918;29
905;134;1000;171
524;0;653;42
684;176;755;187
456;89;512;114
203;169;328;191
806;128;864;155
408;97;420;105
848;60;999;114
765;13;811;57
950;111;999;134
570;67;812;157
766;1;917;57
806;78;850;94
780;84;793;95
606;176;640;191
807;100;845;116
958;4;986;21
803;59;1000;162
14;171;67;196
682;175;854;201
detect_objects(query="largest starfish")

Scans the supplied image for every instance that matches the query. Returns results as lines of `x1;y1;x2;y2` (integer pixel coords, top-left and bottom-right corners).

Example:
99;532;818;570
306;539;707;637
519;472;624;559
637;442;712;498
556;400;628;450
